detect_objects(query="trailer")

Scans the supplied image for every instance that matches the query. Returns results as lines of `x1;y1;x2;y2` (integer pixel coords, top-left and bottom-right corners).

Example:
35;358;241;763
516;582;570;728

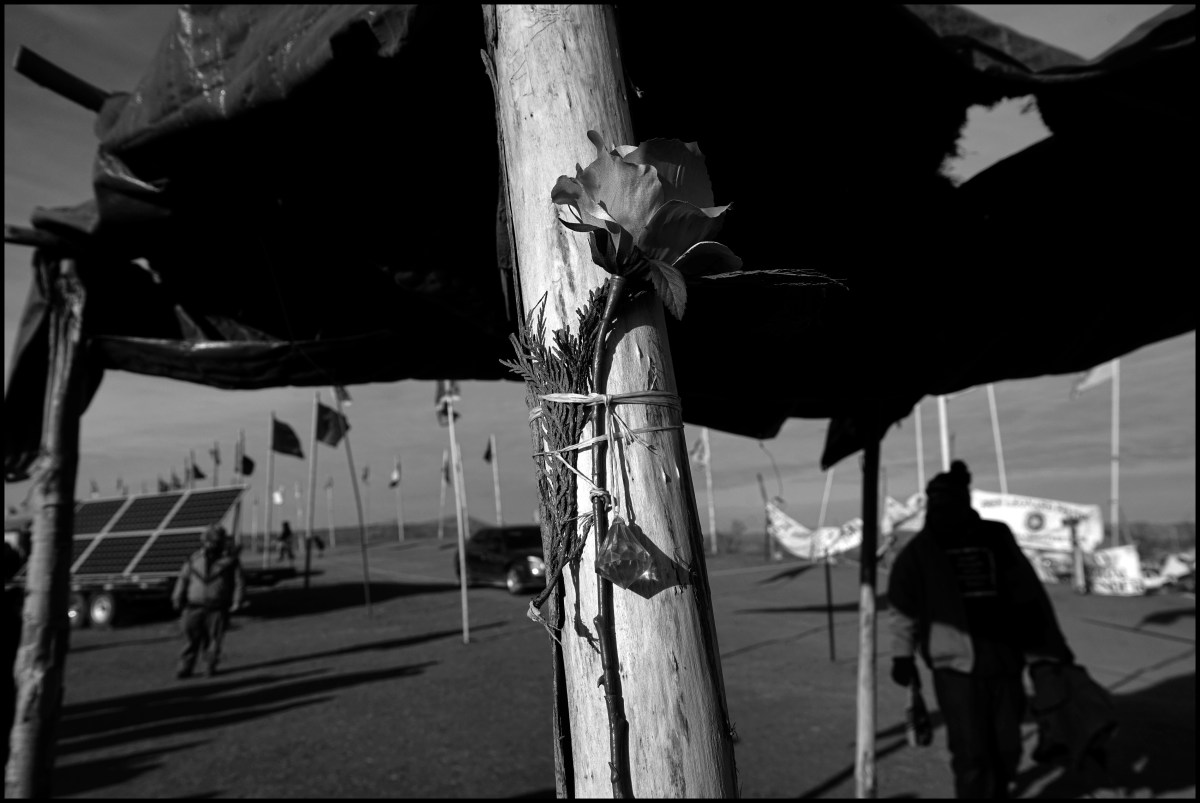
5;486;295;628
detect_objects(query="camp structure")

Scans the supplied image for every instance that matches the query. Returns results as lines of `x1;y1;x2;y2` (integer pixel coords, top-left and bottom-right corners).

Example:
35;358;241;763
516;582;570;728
4;4;1194;799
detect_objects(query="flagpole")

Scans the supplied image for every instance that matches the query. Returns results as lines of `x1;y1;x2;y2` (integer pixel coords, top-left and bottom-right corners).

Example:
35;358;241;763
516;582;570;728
855;434;881;799
986;384;1008;495
446;394;470;644
304;392;320;590
936;395;950;472
702;427;717;556
490;434;503;527
1111;359;1120;547
250;496;259;548
394;455;406;543
326;480;335;548
333;392;371;615
913;402;925;492
264;414;275;570
231;433;241;543
456;442;469;532
438;449;449;540
757;473;771;562
818;467;836;662
189;451;197;490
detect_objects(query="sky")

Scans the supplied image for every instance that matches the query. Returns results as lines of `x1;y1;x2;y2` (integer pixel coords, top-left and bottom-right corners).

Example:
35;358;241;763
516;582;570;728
4;5;1194;535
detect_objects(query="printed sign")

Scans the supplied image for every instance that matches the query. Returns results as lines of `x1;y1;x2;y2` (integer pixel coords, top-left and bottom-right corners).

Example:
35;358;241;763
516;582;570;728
970;490;1103;554
766;503;862;561
1089;544;1145;596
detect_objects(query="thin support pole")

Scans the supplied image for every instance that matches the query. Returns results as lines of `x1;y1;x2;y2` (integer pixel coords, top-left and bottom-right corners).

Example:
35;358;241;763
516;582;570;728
394;455;406;543
447;397;470;644
333;393;371;615
855;435;881;799
264;415;275;570
304;392;320;590
490;434;503;526
702;428;717;556
819;468;836;662
987;384;1008;495
914;402;925;492
936;395;950;473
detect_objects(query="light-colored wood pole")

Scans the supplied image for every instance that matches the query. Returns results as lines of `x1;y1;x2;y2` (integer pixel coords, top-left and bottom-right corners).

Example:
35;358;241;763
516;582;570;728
304;393;320;590
986;384;1008;495
490;434;503;526
855;438;881;798
913;402;925;492
263;415;275;569
1110;359;1120;547
936;395;950;472
447;398;470;644
6;255;86;798
702;427;717;556
819;467;837;662
487;6;737;795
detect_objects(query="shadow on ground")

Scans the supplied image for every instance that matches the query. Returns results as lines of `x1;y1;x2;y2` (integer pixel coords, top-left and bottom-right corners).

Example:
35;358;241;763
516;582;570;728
1012;672;1196;798
55;740;209;797
1138;606;1195;627
795;714;946;798
245;580;460;620
737;595;890;616
58;662;435;758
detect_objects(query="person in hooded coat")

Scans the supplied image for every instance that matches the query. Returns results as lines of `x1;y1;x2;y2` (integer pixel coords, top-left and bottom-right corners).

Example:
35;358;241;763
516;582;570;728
887;460;1073;798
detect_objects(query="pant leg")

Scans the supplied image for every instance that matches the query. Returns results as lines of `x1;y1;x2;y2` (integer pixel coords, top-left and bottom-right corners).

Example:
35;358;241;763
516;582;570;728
988;673;1027;795
204;609;230;672
933;669;998;798
178;608;208;674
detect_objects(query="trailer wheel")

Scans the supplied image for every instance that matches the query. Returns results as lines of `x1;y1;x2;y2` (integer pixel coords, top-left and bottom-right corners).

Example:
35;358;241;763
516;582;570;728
68;592;90;629
88;592;119;628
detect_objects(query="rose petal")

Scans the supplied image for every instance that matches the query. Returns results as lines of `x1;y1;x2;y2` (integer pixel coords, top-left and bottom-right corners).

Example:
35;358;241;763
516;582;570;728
638;200;729;264
577;146;665;245
621;139;714;208
671;241;744;276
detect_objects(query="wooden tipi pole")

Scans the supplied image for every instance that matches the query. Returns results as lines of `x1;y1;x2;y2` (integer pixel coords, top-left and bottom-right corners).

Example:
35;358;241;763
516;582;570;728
486;6;737;796
7;254;87;798
855;434;881;798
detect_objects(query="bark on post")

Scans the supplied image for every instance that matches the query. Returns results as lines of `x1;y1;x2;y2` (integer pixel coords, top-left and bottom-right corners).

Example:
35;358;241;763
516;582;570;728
6;254;87;798
485;5;738;797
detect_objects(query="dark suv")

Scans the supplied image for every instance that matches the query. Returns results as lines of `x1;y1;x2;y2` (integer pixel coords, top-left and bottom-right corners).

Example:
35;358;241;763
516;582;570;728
454;525;546;594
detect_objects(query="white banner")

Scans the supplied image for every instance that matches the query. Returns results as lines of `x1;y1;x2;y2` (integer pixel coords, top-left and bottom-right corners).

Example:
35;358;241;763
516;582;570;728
970;490;1103;554
883;493;926;535
766;502;862;560
1089;544;1145;596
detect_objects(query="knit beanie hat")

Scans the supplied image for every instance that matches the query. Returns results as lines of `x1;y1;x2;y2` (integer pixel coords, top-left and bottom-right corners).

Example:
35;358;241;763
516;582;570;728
926;460;972;507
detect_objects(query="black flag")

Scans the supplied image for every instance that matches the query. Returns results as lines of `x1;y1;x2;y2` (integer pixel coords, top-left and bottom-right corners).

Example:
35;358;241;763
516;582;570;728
271;416;305;459
316;402;350;447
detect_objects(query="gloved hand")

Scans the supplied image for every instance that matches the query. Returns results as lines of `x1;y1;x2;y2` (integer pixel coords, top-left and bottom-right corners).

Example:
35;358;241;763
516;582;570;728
891;656;916;687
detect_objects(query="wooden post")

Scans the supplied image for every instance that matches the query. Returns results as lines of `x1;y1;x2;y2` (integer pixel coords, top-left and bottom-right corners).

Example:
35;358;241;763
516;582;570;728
913;401;925;492
393;455;406;543
487;6;737;795
263;415;275;569
702;427;717;556
304;393;320;590
6;255;87;798
438;449;448;540
447;397;470;644
489;434;503;527
333;393;371;614
819;468;836;663
856;437;881;798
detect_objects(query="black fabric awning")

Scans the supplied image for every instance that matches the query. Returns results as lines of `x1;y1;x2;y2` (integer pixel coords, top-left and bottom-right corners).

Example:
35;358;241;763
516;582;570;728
6;4;1194;480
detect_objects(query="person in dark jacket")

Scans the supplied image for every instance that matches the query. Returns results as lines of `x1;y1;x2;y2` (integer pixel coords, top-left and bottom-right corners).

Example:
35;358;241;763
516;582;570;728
887;460;1073;798
277;520;296;564
172;525;245;678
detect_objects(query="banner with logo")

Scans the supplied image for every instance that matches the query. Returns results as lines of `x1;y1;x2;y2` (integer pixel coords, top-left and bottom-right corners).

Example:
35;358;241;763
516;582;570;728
970;490;1103;554
766;502;862;560
1089;544;1145;596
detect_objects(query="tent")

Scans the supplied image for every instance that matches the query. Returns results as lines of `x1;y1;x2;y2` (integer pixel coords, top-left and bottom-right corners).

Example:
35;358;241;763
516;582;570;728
6;4;1194;477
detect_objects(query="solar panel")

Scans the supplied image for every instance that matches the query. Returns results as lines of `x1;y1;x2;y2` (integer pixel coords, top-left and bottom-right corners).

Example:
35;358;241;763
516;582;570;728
75;534;152;575
74;499;129;535
165;488;243;530
130;530;203;574
108;494;184;533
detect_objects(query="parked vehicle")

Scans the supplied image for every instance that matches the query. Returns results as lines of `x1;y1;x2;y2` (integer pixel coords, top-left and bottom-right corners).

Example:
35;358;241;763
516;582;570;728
4;487;294;628
454;525;546;594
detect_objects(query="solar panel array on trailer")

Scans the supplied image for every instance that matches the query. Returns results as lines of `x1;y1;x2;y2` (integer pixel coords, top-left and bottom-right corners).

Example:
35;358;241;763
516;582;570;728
68;486;246;578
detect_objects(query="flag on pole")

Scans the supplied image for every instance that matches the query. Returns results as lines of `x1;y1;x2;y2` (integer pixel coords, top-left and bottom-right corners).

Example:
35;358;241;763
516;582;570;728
240;452;256;476
158;476;170;493
333;385;352;406
361;465;370;485
435;380;461;426
271;416;305;458
442;451;451;485
272;486;284;505
389;461;401;488
316;402;350;447
190;457;206;481
210;442;221;466
89;479;100;498
483;439;493;464
1070;361;1116;399
170;470;184;490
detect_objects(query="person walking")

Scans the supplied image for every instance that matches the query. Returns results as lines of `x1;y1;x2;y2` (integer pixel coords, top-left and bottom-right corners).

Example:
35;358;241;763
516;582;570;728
887;460;1073;798
172;525;246;678
276;520;296;564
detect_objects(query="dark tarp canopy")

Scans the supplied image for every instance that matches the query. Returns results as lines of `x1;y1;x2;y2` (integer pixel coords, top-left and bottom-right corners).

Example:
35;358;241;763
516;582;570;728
5;4;1195;481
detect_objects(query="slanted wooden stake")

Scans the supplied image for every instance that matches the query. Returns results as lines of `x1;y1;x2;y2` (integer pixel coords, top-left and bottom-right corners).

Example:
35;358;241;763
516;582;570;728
7;254;87;798
486;5;737;796
855;436;881;798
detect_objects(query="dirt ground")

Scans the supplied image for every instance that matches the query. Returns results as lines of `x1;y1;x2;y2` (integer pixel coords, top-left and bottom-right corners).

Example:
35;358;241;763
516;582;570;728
48;534;1194;798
